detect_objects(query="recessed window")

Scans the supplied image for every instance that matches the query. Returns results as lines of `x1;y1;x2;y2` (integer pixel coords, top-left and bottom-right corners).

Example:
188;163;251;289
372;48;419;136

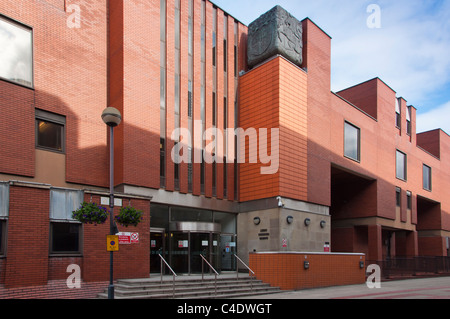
344;122;360;162
35;109;65;153
50;222;81;254
396;150;407;181
0;220;6;256
395;98;401;129
396;187;401;207
423;164;432;191
406;191;412;210
50;189;83;255
0;15;33;87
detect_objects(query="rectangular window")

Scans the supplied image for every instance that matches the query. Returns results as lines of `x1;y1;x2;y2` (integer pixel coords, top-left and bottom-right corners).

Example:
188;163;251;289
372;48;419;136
406;191;412;210
395;98;401;129
36;109;66;153
406;106;412;136
50;189;83;255
344;122;360;162
50;222;81;254
396;150;407;181
0;15;33;87
396;187;401;207
0;220;6;256
160;138;166;187
423;164;432;191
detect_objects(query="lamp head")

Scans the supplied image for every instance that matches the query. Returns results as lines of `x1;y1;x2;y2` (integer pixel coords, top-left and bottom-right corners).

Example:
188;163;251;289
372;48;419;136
102;107;122;127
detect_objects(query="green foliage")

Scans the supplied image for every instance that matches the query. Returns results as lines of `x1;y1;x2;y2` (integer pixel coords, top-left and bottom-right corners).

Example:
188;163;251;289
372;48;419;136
115;206;143;227
72;202;108;225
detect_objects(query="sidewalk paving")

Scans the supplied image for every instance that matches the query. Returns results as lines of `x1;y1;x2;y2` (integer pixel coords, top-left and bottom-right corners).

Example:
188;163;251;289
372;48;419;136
238;276;450;299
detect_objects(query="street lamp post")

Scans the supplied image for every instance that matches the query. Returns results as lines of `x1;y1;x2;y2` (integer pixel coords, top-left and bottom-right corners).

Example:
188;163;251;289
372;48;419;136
102;107;122;300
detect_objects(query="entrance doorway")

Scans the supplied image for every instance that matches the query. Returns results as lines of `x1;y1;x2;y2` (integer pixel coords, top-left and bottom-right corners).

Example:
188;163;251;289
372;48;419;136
149;204;237;275
150;228;165;274
168;222;221;274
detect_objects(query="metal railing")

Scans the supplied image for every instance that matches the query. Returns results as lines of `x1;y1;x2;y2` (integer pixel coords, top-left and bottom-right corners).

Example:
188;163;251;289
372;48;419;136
200;254;219;297
234;254;256;291
159;254;177;298
367;256;450;279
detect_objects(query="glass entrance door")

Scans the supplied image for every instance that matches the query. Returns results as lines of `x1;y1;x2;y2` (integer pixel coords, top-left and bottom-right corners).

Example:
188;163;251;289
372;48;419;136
220;234;236;271
170;232;189;273
190;233;210;273
150;229;165;274
168;231;221;274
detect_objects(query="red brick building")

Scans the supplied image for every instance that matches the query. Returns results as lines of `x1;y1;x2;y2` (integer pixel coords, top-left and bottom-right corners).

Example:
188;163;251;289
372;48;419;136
0;0;448;297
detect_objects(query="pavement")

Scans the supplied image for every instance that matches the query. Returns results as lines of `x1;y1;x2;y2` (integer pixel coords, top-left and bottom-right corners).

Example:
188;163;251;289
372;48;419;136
238;276;450;299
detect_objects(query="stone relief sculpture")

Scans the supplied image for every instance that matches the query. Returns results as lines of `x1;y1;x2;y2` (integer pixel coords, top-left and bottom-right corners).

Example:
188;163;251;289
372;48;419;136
247;5;303;68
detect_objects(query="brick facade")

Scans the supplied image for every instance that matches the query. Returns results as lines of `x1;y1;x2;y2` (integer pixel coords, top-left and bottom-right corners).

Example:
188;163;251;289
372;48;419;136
0;0;449;298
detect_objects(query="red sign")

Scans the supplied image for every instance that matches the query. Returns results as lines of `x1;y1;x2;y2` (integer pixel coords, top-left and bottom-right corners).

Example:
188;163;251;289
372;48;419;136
131;233;139;243
118;233;131;244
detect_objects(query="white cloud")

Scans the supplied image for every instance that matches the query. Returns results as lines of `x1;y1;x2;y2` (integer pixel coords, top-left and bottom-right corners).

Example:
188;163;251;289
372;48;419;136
416;101;450;135
212;0;450;129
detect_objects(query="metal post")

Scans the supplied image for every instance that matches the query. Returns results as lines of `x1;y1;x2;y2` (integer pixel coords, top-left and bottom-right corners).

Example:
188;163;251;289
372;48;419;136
108;125;115;299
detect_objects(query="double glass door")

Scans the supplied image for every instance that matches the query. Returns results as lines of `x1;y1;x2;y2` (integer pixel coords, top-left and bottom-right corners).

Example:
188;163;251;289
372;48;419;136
169;232;220;274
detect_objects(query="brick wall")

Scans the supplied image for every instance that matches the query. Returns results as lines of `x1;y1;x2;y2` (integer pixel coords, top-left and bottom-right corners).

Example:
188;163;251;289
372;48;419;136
239;56;308;202
249;252;366;291
5;186;50;288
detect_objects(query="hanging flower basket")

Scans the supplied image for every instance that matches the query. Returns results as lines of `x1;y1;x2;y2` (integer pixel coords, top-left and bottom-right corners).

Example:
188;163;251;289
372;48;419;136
115;206;143;228
72;202;109;225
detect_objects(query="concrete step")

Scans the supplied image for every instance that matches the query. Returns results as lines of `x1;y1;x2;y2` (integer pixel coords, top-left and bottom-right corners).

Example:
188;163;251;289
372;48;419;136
97;275;282;299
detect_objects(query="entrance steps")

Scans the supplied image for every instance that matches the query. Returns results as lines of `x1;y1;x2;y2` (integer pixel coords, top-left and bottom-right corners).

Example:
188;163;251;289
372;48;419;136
97;274;282;299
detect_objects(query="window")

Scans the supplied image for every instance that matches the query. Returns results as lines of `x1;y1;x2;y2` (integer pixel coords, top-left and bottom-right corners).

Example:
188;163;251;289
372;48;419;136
396;150;407;181
406;106;412;136
406;191;412;210
160;138;166;187
344;122;360;161
395;98;401;128
36;109;65;153
50;222;81;254
0;15;33;87
50;189;83;254
396;187;401;207
423;164;432;191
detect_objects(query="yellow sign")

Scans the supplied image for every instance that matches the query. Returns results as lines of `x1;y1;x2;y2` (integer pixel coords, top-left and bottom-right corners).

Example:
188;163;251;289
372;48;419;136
107;235;119;252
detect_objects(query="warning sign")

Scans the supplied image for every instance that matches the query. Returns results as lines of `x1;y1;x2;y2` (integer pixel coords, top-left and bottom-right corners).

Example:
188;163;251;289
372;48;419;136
107;235;119;252
118;233;131;244
117;232;139;244
131;233;139;243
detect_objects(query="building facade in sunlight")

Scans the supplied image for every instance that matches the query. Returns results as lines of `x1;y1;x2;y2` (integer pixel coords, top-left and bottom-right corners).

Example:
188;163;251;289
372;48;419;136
0;0;449;293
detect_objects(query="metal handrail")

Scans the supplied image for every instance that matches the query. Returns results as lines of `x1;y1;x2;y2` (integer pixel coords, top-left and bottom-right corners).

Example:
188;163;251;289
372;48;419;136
159;254;177;298
200;254;219;297
234;254;256;291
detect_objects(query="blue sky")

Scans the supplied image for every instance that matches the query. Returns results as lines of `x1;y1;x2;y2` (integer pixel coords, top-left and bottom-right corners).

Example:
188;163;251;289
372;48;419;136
211;0;450;134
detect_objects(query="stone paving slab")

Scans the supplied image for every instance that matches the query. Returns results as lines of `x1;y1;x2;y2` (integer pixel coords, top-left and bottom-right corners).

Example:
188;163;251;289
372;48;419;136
237;276;450;299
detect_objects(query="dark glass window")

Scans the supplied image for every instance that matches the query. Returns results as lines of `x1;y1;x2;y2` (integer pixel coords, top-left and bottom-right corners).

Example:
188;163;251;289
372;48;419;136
0;16;33;87
51;222;81;254
396;188;401;207
423;164;432;191
36;110;65;153
37;120;64;152
396;150;407;181
407;191;412;210
0;220;5;255
160;138;166;187
344;122;360;161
